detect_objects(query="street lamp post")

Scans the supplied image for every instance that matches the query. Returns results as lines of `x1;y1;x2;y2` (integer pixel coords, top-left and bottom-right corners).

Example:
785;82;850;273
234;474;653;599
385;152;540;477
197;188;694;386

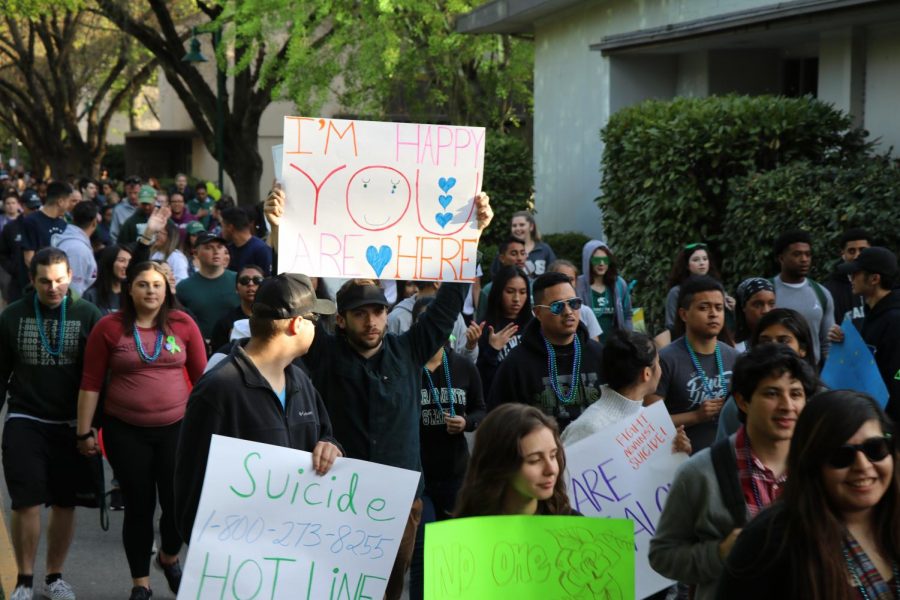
182;28;225;194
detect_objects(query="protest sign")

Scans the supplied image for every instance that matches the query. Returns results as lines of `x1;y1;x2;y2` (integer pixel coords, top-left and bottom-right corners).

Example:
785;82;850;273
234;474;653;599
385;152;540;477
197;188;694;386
564;402;687;598
425;515;634;600
821;317;889;408
179;435;419;600
278;117;486;281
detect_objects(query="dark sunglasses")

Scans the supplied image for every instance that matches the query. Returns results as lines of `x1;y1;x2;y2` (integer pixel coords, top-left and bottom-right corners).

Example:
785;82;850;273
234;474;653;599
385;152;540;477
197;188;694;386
535;297;583;315
826;436;893;469
238;275;264;286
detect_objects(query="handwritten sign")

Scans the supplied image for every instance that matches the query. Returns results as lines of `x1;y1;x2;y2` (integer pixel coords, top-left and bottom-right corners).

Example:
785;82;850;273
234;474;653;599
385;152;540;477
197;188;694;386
425;515;634;599
179;435;419;600
564;402;687;599
278;117;485;281
821;317;889;408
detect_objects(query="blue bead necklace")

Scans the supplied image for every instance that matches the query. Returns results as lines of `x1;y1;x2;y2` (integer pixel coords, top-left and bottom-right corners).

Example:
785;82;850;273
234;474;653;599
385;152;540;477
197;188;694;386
34;294;67;357
423;351;455;417
133;323;164;363
684;337;724;401
543;333;582;406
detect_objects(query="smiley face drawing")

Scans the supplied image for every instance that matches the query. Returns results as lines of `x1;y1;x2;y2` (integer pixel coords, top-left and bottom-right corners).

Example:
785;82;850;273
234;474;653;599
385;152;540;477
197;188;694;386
346;166;412;231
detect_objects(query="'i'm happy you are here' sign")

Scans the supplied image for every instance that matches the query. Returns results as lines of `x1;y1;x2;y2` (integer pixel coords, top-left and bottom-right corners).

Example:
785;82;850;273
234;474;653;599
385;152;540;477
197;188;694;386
277;117;486;282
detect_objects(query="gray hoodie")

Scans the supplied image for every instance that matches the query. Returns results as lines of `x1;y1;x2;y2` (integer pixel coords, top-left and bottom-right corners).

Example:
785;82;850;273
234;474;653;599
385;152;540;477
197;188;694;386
574;239;632;332
52;226;96;295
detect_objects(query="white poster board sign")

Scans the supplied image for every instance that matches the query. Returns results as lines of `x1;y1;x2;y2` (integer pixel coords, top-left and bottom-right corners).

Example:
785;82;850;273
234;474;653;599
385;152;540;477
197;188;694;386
564;402;688;599
179;435;419;600
278;117;486;281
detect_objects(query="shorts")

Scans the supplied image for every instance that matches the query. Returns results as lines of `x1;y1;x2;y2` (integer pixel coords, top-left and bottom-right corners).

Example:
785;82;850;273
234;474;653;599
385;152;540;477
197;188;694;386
2;418;81;510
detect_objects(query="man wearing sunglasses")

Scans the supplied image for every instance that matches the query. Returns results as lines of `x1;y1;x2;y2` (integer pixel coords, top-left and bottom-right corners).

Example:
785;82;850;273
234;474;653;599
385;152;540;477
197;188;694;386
486;271;605;431
838;246;900;422
650;344;818;600
175;273;342;541
209;265;266;353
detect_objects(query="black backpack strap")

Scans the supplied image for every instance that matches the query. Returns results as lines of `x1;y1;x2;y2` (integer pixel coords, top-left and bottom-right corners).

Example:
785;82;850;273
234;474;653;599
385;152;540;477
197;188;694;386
711;437;747;527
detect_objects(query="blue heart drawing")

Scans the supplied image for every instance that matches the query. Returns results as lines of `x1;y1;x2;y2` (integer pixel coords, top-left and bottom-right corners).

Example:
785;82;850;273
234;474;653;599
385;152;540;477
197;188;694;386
435;212;453;228
438;194;453;209
438;177;457;193
365;245;392;277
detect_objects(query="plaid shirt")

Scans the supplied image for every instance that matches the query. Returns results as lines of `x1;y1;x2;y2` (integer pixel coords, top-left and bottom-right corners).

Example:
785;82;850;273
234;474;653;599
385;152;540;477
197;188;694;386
734;426;786;518
844;534;899;599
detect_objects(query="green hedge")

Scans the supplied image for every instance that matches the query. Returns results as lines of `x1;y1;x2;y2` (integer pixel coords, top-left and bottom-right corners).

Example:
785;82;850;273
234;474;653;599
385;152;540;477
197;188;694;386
543;232;591;266
723;157;900;284
597;95;873;332
481;133;534;248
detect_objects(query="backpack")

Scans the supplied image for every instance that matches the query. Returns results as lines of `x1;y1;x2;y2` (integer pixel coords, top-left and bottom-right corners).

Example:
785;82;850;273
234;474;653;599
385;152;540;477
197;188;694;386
710;437;747;527
769;277;828;310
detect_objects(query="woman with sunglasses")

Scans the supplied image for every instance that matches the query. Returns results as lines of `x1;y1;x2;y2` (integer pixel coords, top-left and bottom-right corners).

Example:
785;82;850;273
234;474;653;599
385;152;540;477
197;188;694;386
665;243;735;334
210;264;265;352
575;240;632;343
75;261;207;600
473;265;533;397
717;390;899;599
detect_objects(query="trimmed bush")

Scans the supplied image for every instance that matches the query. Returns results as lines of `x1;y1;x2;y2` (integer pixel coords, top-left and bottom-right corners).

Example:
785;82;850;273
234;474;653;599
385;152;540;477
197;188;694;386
598;94;873;331
543;231;591;267
481;133;533;247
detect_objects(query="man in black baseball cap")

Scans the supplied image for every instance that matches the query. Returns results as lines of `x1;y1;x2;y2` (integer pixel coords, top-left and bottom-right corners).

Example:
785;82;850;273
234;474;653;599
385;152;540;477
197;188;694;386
175;272;341;541
838;246;900;421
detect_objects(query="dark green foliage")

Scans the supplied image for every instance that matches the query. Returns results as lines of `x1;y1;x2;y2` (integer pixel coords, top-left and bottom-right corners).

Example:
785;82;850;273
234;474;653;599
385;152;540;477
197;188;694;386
481;133;534;248
598;94;876;332
542;232;591;266
102;145;126;180
723;157;900;285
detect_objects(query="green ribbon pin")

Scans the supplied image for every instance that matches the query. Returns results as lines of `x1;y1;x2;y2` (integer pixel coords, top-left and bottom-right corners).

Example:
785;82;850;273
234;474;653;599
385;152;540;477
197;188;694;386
165;335;182;354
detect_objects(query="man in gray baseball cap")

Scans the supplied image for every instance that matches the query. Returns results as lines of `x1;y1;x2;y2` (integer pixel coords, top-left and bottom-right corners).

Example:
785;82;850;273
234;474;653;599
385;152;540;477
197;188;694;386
174;272;342;542
838;246;900;421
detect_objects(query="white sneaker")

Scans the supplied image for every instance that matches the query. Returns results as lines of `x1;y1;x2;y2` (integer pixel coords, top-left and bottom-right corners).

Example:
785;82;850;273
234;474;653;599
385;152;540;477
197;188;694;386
10;585;33;600
42;579;76;600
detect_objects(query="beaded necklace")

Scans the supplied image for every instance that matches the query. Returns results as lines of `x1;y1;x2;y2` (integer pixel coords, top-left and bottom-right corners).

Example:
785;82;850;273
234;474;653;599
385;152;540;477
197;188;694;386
133;323;164;363
423;351;455;417
684;337;724;401
543;333;582;415
841;544;900;599
34;294;67;357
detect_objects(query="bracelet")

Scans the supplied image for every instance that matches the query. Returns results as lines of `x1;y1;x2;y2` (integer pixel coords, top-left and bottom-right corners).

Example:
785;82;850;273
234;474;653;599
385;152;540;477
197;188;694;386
75;430;95;441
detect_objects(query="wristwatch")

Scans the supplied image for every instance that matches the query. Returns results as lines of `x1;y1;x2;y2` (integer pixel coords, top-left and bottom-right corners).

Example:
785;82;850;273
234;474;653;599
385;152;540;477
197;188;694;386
75;430;95;441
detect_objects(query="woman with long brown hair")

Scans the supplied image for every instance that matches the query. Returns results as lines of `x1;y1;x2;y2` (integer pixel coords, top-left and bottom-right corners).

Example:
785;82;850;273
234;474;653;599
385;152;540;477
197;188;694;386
718;390;899;599
454;403;576;517
75;261;207;600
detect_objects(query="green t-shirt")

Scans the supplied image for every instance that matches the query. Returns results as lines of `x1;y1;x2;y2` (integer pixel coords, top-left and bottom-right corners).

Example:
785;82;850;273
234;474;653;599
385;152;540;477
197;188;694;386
188;197;215;227
175;270;239;339
590;287;615;342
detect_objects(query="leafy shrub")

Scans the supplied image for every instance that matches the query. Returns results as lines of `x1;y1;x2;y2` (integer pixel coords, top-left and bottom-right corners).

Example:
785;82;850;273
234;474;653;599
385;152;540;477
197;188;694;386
543;232;591;266
481;132;533;247
598;95;872;332
723;157;900;286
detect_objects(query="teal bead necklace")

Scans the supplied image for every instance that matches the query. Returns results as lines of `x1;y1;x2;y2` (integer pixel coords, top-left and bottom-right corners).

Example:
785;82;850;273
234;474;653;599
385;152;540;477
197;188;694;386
684;337;724;400
543;333;582;407
133;323;164;363
34;294;67;357
423;351;455;417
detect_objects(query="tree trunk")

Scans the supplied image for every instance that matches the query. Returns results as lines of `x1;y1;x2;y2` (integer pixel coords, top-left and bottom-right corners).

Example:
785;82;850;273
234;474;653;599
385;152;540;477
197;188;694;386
226;142;264;206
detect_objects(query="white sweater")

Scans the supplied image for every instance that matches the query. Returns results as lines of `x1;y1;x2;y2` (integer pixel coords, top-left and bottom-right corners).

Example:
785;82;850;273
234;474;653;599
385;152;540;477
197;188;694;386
560;384;644;446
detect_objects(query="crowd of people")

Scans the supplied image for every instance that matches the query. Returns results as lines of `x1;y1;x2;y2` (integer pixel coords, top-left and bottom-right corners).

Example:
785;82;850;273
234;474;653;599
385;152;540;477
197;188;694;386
0;166;897;600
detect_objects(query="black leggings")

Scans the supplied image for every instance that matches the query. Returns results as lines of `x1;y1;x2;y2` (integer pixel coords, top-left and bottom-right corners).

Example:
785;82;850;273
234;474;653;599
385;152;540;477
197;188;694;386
103;416;183;579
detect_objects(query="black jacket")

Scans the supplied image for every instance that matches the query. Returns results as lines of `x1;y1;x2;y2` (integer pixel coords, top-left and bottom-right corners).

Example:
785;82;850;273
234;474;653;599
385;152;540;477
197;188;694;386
303;282;468;497
174;343;339;540
487;319;604;431
823;268;867;328
861;289;900;422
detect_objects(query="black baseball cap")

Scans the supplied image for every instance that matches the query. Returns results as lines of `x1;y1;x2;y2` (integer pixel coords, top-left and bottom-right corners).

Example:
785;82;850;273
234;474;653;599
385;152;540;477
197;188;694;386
336;283;390;312
838;246;898;277
194;231;227;247
21;189;41;209
252;273;337;319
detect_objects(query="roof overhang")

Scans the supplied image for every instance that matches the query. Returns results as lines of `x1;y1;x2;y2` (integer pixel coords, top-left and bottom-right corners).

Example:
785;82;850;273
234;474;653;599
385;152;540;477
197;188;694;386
593;0;892;54
455;0;586;34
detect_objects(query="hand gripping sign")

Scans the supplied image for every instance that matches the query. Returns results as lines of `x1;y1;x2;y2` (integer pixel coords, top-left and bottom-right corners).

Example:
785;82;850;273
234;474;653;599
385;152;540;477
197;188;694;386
278;117;486;282
180;435;419;600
